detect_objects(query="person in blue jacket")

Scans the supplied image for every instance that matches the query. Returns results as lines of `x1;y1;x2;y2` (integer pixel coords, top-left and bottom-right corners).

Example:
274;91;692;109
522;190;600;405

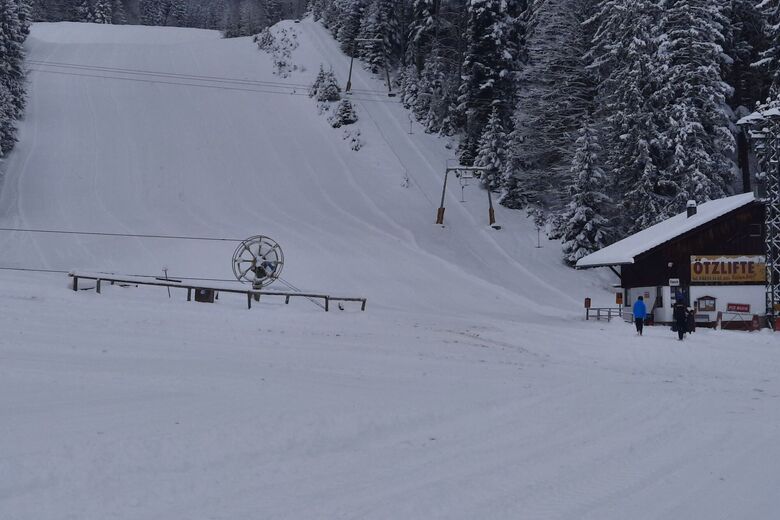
633;296;647;336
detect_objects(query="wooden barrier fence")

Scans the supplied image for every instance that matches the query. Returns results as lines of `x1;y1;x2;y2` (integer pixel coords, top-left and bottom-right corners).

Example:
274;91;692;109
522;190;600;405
68;272;366;311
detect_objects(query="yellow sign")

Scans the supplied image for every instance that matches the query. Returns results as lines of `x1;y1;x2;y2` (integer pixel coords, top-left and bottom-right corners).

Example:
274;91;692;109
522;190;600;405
690;255;766;283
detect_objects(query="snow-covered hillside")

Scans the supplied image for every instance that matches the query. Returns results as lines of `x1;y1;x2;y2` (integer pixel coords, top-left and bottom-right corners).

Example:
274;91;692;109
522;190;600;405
1;21;779;520
0;20;610;319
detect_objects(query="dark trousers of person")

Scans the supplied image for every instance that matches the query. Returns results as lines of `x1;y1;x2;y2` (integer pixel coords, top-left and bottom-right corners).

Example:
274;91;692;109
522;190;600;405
676;320;686;340
635;317;644;335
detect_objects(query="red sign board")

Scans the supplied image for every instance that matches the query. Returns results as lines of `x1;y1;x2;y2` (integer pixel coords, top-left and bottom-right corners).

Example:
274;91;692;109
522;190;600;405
727;303;750;313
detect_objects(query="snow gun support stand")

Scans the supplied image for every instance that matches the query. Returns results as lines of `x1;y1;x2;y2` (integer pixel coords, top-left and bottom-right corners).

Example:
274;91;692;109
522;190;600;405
345;37;395;97
435;166;500;230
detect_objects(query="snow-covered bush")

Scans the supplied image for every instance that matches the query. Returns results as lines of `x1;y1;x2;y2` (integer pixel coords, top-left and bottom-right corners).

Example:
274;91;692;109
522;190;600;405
254;29;274;50
343;128;362;151
255;27;299;77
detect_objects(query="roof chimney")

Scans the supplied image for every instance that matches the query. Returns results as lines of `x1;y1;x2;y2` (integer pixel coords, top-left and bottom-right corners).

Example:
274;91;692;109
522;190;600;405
686;200;697;218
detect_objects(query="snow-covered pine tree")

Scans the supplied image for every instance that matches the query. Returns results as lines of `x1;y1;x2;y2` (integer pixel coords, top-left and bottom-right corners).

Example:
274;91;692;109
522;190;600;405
0;82;15;156
111;0;126;23
357;0;390;73
724;0;770;109
586;0;667;234
0;0;27;121
753;0;780;95
75;0;91;21
336;0;364;54
309;65;327;97
418;43;457;134
406;0;437;69
398;63;419;109
456;0;515;164
411;62;432;120
166;0;187;26
0;0;29;156
309;0;327;21
329;98;358;127
319;0;344;32
14;0;30;36
653;0;734;211
266;0;281;25
473;107;506;190
559;121;611;265
502;0;592;209
139;0;162;25
316;69;342;101
92;0;111;23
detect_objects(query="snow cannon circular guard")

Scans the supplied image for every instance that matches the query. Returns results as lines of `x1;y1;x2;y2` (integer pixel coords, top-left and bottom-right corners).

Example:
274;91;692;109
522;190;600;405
232;235;284;288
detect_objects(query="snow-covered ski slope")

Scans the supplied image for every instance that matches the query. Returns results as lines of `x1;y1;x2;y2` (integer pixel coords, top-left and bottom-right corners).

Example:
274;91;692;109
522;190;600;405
1;21;779;520
0;20;608;319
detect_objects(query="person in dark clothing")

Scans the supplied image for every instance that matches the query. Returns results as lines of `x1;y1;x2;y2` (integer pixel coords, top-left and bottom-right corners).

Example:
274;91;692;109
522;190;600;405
673;302;687;340
633;296;647;336
686;308;696;334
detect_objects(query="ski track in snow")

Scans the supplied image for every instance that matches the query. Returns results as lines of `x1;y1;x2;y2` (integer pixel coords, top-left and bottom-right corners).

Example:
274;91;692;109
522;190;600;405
0;20;778;520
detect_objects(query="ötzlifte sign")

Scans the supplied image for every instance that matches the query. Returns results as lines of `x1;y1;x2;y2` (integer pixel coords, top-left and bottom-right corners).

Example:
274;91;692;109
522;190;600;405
690;255;766;283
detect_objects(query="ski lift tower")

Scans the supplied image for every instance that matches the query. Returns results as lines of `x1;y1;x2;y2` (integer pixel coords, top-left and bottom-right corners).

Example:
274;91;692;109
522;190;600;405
345;37;395;97
738;107;780;328
435;165;499;229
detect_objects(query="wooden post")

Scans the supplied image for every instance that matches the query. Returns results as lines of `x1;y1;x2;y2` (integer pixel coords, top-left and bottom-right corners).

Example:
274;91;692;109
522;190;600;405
325;297;329;312
361;299;366;311
72;276;78;292
187;288;191;301
247;293;252;309
285;295;290;304
96;279;101;294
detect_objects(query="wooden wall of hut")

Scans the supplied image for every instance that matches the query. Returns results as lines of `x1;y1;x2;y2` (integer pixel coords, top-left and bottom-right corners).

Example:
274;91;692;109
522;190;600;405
621;202;765;288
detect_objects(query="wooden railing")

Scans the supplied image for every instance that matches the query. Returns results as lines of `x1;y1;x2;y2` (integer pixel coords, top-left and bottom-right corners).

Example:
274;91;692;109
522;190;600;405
68;272;366;311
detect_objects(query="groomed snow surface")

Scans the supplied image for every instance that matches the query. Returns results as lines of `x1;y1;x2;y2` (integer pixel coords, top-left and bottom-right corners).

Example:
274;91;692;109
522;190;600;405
1;21;779;519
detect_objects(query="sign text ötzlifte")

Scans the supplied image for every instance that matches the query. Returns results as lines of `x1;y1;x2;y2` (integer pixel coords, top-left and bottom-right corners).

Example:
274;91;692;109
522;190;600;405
690;255;766;283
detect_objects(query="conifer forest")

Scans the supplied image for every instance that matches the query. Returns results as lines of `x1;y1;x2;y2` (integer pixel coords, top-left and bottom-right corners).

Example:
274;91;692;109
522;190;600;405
5;0;780;263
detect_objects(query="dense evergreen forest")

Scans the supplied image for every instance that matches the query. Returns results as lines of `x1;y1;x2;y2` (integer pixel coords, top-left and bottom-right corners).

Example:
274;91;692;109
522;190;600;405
29;0;306;36
312;0;780;262
0;0;31;164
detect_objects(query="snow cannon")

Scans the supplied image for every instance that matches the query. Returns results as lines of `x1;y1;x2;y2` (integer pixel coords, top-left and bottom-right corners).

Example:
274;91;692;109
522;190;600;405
232;235;284;288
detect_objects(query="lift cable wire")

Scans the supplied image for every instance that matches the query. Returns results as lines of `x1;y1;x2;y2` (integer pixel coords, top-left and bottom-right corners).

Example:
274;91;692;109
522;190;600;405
29;68;400;104
0;226;245;242
27;59;389;95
